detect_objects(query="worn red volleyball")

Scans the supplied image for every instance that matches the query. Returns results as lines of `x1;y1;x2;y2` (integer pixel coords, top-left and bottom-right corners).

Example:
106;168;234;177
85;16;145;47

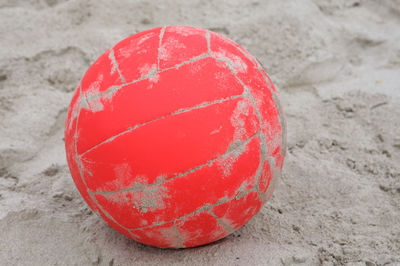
65;26;286;248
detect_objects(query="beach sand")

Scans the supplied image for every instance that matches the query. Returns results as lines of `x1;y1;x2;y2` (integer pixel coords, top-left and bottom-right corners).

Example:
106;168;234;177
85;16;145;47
0;0;399;265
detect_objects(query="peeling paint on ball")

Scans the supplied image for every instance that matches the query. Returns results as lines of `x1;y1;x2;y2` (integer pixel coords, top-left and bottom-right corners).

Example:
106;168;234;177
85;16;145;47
65;26;286;249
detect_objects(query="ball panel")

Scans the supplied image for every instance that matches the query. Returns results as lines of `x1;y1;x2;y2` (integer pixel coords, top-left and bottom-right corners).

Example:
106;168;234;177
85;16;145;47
159;26;208;69
92;135;261;229
113;27;161;83
175;211;228;248
79;97;259;193
209;31;284;169
211;191;263;230
76;57;245;155
80;49;124;95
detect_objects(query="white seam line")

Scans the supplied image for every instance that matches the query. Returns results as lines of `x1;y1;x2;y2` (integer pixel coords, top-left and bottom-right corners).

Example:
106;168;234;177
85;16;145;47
129;188;257;231
157;26;166;72
209;210;235;233
162;53;210;72
173;221;185;248
127;230;139;241
109;48;126;83
91;131;260;195
78;93;245;157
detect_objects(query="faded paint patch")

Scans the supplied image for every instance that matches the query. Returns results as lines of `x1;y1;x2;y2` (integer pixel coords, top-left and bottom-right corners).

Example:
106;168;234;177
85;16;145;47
139;64;157;79
148;72;160;83
84;96;103;112
99;174;149;195
101;85;120;101
170;26;199;37
108;51;118;75
230;99;250;141
81;85;121;115
113;163;132;182
102;180;171;217
214;70;230;82
136;181;170;214
217;139;248;178
137;34;153;46
138;218;148;226
87;73;103;93
214;49;248;74
150;226;178;247
118;32;155;59
178;227;203;243
218;216;237;232
82;74;106;112
67;95;81;131
188;60;203;74
159;38;186;62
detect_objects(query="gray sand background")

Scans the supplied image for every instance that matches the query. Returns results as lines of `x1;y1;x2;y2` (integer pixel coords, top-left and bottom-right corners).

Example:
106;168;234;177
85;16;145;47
0;0;399;265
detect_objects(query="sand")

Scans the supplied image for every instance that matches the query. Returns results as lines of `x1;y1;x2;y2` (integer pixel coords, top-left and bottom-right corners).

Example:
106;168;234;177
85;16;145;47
0;0;399;265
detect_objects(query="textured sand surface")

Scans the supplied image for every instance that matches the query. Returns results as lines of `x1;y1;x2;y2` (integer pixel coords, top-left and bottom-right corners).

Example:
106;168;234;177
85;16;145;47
0;0;399;265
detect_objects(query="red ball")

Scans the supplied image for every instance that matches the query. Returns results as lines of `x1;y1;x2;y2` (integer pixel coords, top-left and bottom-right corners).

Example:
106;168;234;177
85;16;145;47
65;26;286;248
